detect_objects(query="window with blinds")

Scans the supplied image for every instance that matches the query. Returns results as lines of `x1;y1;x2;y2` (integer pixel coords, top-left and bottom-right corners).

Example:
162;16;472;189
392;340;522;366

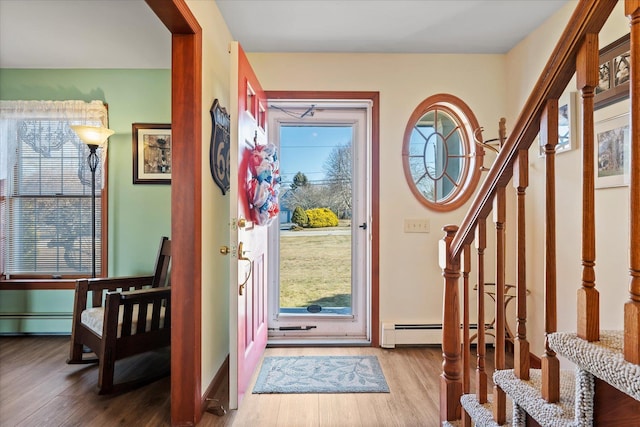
0;101;107;278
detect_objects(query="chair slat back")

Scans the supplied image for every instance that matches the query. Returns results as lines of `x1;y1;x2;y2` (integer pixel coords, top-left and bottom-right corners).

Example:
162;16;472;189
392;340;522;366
152;236;171;288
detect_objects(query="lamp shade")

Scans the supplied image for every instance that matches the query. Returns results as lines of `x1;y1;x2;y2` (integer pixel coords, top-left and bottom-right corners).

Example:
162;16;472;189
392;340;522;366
70;125;115;146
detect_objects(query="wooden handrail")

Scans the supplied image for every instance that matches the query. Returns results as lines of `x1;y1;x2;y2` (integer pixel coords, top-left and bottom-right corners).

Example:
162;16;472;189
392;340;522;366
449;0;618;260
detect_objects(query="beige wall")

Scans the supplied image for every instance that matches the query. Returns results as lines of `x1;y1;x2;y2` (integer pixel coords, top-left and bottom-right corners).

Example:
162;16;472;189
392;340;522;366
187;0;234;397
189;0;631;389
506;1;630;358
247;51;506;336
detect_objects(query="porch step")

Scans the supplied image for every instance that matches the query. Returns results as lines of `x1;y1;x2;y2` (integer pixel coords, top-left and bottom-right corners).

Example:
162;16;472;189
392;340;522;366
548;330;640;401
493;368;594;427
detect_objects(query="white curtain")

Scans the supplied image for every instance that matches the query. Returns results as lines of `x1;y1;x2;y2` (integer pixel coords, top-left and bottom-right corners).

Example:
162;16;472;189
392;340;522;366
0;100;110;189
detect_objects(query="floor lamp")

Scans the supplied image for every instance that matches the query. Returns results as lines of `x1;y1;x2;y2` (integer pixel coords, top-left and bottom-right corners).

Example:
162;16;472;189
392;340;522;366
70;125;114;278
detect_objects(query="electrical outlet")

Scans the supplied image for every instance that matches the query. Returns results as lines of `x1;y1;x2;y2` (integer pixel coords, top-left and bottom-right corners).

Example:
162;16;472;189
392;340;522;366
404;219;430;233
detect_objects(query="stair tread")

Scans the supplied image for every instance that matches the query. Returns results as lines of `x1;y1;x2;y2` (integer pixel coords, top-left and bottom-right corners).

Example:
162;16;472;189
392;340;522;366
493;369;578;427
548;330;640;401
459;393;515;426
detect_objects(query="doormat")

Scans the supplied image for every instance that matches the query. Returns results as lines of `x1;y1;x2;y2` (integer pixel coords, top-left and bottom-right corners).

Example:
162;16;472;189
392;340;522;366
252;355;390;394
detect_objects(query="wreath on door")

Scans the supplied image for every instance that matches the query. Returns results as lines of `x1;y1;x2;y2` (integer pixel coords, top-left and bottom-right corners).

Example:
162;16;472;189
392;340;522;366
247;143;280;225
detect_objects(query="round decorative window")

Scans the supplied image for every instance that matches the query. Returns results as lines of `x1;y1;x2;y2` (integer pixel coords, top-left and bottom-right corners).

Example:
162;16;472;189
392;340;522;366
402;94;483;212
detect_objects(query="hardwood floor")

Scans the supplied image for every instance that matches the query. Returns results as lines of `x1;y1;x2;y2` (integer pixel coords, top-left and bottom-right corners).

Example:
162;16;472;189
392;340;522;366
0;336;507;426
202;346;445;427
0;336;171;427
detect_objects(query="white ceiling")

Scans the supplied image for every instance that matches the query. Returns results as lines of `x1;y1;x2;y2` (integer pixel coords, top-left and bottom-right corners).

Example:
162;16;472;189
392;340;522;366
0;0;571;69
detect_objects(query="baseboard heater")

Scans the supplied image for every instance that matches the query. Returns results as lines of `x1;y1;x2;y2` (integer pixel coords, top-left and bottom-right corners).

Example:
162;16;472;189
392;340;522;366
381;322;483;348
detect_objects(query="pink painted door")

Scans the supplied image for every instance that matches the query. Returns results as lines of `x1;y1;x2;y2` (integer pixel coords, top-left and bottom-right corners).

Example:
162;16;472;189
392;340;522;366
229;41;269;409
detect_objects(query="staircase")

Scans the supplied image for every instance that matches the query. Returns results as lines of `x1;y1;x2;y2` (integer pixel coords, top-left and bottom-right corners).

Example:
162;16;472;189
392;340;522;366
439;0;640;426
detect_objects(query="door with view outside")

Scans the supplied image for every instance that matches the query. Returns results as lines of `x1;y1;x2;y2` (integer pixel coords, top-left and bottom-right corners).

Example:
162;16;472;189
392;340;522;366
267;101;371;343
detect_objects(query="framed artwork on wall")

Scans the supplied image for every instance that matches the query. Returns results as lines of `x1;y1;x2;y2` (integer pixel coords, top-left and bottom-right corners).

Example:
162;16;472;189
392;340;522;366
594;112;630;189
595;33;630;110
132;123;172;184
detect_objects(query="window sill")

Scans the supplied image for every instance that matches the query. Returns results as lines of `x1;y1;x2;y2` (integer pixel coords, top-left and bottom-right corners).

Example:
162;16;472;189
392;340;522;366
0;279;78;290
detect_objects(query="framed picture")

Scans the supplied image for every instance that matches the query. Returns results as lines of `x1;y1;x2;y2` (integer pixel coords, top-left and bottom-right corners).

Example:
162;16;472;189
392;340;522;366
538;91;578;157
595;33;630;110
595;112;630;189
132;123;171;184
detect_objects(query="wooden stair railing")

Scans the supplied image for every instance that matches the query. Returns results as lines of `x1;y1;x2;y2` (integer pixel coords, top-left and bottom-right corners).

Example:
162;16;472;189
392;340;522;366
439;0;628;424
448;0;617;260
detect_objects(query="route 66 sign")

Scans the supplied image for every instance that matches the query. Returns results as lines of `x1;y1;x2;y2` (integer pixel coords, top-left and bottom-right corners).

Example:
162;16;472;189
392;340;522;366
209;99;231;195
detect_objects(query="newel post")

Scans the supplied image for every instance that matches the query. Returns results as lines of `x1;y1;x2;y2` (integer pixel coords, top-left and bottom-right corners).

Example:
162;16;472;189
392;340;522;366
440;225;462;423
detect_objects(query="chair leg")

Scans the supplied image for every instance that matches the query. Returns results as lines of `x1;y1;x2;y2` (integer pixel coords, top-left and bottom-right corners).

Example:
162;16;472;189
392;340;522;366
97;348;116;395
67;339;84;364
67;330;98;364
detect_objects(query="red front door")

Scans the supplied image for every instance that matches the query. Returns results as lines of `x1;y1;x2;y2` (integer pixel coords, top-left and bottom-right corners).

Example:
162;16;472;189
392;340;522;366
229;41;269;409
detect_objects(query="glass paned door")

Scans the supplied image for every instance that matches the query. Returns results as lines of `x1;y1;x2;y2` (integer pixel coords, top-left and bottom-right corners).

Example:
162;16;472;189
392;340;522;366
267;102;370;343
279;125;353;315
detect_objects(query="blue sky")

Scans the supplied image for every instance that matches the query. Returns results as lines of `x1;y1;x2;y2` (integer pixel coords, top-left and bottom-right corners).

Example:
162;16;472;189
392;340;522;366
279;125;352;185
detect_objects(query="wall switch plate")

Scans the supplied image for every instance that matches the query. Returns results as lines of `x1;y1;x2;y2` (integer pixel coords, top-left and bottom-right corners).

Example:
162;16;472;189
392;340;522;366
404;218;430;233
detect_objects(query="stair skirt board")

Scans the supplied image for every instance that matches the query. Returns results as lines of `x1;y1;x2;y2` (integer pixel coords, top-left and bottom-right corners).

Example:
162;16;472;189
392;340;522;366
493;368;595;427
381;322;489;348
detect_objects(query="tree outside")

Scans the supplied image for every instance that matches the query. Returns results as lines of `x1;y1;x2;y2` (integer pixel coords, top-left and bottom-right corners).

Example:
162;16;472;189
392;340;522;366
278;127;353;310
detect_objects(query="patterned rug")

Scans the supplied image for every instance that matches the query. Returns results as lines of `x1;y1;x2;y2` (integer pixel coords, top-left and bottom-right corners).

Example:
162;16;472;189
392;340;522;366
252;355;390;394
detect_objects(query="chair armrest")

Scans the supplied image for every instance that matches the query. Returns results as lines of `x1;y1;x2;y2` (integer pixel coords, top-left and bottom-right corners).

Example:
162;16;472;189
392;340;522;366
86;275;155;292
118;286;171;303
76;275;155;309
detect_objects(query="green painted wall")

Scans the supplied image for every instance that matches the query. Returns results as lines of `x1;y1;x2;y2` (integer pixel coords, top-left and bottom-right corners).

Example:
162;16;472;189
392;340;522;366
0;68;171;333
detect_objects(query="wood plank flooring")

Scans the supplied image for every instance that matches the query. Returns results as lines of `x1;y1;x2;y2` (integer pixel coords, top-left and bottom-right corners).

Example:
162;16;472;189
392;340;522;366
204;346;445;427
0;336;506;426
0;336;171;427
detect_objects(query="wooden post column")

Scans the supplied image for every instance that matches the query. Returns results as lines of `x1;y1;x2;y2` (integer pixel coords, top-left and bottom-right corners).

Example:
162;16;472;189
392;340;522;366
576;33;600;342
541;99;560;403
492;187;507;425
461;244;472;427
514;149;530;380
475;219;488;404
440;225;462;423
625;0;640;364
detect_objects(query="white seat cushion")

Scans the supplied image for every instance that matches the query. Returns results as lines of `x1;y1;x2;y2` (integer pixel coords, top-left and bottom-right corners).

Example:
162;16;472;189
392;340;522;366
81;304;166;338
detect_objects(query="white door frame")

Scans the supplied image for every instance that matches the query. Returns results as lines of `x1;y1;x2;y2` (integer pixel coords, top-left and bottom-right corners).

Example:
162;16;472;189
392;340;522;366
266;99;373;344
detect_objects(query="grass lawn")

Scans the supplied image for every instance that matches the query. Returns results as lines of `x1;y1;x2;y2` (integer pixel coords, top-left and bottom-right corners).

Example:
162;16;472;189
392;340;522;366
279;230;351;308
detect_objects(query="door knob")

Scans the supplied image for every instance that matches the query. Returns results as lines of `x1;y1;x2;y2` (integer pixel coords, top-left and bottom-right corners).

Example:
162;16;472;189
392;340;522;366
220;246;231;255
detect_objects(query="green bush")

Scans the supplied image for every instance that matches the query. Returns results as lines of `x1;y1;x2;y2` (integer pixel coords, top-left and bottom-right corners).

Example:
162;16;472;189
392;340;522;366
291;206;308;227
305;208;339;228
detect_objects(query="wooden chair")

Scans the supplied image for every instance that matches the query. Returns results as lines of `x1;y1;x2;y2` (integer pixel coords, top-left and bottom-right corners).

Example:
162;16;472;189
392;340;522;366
67;236;171;394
